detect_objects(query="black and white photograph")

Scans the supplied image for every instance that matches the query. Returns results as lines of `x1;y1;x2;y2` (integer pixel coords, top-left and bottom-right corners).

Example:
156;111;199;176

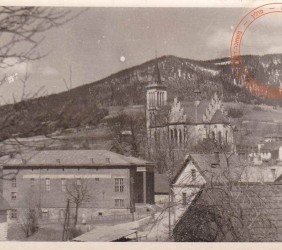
0;1;282;244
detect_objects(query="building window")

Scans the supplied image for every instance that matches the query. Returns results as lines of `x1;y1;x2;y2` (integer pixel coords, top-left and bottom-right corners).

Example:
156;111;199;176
115;178;124;192
114;199;124;207
11;192;17;200
11;178;16;188
271;169;276;179
42;209;49;220
95;178;100;182
61;179;66;192
46;178;51;191
191;169;196;181
182;193;187;205
11;209;17;219
76;178;81;186
31;178;35;187
218;131;222;145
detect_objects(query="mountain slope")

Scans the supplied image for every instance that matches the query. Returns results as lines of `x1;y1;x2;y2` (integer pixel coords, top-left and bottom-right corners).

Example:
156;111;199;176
0;54;281;139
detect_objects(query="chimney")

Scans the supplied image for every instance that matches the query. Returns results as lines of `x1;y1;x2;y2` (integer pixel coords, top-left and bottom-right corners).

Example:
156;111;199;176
211;150;220;168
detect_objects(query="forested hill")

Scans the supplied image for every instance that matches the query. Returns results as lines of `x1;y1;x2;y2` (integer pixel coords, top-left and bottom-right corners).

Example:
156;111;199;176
0;54;281;139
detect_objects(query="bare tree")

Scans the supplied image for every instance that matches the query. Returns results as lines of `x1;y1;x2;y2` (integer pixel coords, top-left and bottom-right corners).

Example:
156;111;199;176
106;109;147;157
18;208;39;238
0;7;84;70
65;179;91;228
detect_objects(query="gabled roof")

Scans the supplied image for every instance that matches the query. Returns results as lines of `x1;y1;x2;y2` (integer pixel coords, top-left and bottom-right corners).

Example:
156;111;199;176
261;141;282;152
1;150;153;168
174;100;228;125
174;184;282;241
172;153;252;185
210;109;229;124
265;133;282;138
181;101;209;124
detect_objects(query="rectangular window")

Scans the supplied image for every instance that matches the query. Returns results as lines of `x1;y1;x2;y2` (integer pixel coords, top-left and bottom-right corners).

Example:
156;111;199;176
11;178;16;188
114;199;124;207
182;193;187;205
191;169;196;181
95;178;100;182
76;178;81;186
11;192;17;200
115;178;124;192
42;209;49;220
46;178;51;191
61;179;66;192
11;209;17;219
31;178;35;187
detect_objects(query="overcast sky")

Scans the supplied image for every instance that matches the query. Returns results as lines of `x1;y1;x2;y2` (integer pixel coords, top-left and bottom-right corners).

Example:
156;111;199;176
1;7;282;104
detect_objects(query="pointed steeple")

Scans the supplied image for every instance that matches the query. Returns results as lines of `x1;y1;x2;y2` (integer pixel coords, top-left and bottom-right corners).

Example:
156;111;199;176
152;58;162;85
151;51;163;85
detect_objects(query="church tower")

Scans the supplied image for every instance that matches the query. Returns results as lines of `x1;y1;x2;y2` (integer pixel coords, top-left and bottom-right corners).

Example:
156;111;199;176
146;58;167;129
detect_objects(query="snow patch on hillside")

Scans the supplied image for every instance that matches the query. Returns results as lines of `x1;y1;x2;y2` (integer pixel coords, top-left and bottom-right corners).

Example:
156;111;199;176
214;61;231;65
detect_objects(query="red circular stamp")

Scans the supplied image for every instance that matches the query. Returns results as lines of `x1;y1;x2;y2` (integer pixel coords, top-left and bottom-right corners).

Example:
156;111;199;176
230;3;282;100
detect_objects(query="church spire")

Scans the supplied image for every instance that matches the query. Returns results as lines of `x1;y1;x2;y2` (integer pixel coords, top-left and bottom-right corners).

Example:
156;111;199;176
152;52;162;85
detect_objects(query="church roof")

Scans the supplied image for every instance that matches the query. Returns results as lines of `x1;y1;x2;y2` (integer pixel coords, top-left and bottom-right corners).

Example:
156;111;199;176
177;100;228;124
152;58;162;85
210;109;229;123
180;101;209;124
146;58;165;90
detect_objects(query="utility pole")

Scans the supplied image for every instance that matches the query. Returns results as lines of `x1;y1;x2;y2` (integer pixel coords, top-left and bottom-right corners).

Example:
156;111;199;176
62;199;70;241
130;177;135;221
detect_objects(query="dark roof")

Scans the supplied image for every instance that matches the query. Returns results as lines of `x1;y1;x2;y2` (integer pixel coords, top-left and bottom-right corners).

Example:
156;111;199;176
0;195;10;210
181;101;209;124
151;58;163;86
174;184;282;242
154;174;170;194
1;150;153;168
265;134;282;138
261;141;282;152
176;100;228;125
210;109;229;123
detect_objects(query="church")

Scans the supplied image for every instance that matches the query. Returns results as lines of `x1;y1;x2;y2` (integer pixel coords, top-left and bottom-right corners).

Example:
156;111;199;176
145;59;234;170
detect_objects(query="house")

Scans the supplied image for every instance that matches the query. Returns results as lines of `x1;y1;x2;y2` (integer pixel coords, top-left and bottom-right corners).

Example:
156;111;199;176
154;173;169;205
264;133;282;142
171;151;282;222
173;183;282;242
0;150;155;224
0;195;10;241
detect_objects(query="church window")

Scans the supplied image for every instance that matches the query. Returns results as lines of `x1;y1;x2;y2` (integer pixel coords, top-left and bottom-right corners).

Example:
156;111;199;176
218;131;222;145
174;129;177;145
179;129;182;146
